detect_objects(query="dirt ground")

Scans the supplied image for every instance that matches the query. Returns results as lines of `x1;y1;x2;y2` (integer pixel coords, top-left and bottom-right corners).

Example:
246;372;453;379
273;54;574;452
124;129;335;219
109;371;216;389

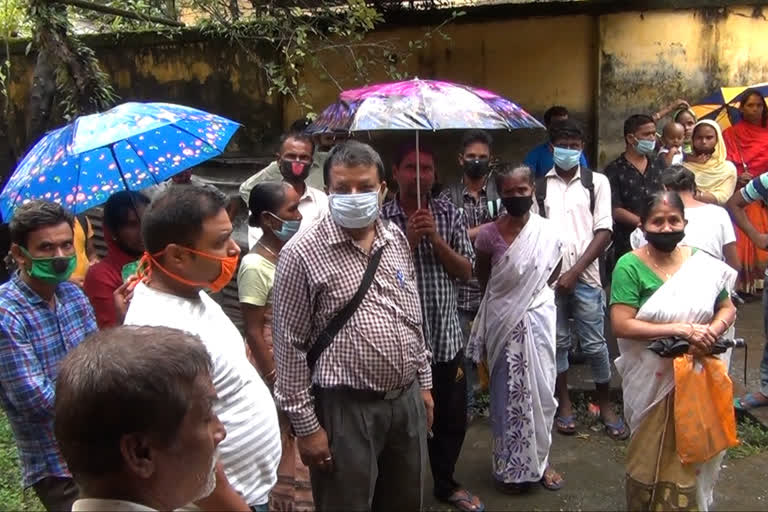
423;300;768;511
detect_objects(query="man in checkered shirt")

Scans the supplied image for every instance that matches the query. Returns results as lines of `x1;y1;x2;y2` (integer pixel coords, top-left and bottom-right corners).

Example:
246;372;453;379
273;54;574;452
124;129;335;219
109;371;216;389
381;142;483;512
0;201;98;511
273;141;434;511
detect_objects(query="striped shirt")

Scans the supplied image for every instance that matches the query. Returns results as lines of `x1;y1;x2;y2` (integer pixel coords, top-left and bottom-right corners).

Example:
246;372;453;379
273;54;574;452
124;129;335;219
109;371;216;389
0;272;97;486
741;172;768;205
381;197;475;363
272;215;432;436
124;283;281;506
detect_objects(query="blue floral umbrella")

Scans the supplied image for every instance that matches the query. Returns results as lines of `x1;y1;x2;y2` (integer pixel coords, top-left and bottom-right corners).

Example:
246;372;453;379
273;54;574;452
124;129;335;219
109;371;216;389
0;102;240;221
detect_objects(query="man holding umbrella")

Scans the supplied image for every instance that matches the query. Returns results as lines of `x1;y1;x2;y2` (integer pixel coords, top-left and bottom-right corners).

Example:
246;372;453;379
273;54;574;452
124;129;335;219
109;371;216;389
382;142;484;512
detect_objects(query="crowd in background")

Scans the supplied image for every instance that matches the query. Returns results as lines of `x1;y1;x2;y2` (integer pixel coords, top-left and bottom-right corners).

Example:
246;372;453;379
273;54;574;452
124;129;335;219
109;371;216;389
3;90;768;512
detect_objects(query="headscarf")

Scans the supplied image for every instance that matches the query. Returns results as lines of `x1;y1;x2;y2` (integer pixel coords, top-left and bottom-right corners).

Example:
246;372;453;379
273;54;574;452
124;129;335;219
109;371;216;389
683;119;737;204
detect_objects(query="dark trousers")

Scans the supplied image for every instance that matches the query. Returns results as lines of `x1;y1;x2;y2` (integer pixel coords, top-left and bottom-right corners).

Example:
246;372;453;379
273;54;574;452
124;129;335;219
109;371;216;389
32;477;78;512
429;350;468;500
310;382;427;512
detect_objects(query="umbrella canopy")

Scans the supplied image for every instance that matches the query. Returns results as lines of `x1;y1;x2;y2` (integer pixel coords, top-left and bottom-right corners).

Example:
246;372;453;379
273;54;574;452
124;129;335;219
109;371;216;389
307;78;544;133
691;82;768;131
1;102;240;221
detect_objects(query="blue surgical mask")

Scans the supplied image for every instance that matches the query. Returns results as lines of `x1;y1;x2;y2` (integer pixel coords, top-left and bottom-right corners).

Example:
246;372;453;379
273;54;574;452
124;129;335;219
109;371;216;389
553;147;581;171
635;138;656;156
267;212;301;241
328;189;380;229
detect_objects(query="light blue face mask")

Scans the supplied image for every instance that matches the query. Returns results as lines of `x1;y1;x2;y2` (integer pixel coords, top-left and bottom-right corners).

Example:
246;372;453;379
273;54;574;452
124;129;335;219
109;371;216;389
553;146;582;171
635;138;656;156
328;190;380;229
267;212;301;241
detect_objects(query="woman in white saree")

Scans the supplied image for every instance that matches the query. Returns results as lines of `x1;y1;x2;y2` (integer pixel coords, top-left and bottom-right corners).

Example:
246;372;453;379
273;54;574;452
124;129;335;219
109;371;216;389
467;164;564;493
611;191;737;511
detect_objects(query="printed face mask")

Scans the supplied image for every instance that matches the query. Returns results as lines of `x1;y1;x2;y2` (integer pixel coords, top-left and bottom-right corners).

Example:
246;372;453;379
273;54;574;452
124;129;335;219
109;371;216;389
19;247;76;284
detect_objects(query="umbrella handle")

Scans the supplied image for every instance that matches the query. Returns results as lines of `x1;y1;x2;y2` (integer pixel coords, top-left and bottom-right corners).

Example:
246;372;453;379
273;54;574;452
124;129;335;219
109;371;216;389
416;130;421;210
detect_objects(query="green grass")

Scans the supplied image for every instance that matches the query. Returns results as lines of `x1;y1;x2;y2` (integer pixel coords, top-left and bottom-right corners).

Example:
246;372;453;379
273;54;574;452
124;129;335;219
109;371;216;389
0;411;43;511
729;415;768;459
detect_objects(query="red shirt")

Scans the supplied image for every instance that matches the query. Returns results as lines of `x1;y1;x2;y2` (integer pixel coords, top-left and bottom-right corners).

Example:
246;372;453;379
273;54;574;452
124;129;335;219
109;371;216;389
83;234;137;328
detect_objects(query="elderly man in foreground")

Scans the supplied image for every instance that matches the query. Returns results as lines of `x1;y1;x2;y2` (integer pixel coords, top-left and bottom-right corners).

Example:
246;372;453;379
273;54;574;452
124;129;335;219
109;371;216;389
54;326;227;512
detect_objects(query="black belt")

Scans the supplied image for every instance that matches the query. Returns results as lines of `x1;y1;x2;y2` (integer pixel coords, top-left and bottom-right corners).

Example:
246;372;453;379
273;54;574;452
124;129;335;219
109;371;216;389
313;382;413;401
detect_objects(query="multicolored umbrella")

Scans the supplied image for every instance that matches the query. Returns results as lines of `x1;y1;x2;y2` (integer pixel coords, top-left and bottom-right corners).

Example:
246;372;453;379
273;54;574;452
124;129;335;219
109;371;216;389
1;102;240;221
308;79;542;206
692;83;768;131
307;78;543;133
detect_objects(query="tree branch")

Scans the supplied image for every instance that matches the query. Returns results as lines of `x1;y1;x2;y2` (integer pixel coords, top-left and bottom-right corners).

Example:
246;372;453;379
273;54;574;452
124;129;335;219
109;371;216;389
48;0;185;27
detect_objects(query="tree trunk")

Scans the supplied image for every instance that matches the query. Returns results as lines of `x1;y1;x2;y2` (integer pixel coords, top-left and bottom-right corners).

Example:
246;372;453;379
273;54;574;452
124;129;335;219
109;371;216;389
25;49;57;152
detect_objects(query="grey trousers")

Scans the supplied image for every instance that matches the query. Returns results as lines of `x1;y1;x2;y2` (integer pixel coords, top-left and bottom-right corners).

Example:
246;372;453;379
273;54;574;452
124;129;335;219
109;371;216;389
32;476;78;512
310;382;427;512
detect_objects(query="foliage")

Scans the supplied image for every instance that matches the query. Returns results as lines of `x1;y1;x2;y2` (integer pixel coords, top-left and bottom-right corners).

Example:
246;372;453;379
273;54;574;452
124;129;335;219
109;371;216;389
729;415;768;459
27;0;118;121
69;0;177;32
186;0;460;113
0;410;42;511
0;0;29;38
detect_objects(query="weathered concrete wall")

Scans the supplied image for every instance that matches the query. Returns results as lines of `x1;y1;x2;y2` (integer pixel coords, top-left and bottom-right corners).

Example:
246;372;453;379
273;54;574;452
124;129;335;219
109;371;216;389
288;15;598;180
2;32;282;183
597;6;768;166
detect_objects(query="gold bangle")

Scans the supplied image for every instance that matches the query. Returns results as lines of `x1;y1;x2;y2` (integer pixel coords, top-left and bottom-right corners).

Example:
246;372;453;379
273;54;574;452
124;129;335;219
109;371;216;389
716;318;730;333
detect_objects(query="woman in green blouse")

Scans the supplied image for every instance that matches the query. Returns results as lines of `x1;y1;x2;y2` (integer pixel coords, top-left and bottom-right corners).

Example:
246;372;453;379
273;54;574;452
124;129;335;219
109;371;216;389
610;191;737;512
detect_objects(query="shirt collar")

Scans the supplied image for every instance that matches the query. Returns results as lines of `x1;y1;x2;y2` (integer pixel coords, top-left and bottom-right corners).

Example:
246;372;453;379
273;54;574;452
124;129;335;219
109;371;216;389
72;499;157;512
323;215;395;248
545;165;582;184
11;271;52;306
383;195;449;217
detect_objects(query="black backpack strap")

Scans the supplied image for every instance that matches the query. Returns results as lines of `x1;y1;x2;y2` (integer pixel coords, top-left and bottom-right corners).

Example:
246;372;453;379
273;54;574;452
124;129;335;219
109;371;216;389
448;183;465;211
580;167;596;215
75;213;90;233
307;245;385;374
535;176;548;218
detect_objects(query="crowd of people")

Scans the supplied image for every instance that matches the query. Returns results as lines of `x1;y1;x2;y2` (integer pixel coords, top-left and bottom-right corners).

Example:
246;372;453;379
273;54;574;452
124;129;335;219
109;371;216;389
2;90;768;512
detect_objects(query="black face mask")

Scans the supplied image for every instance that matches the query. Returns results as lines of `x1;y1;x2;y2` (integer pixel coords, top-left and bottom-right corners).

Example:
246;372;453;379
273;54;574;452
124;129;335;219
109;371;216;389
645;230;685;253
463;159;489;178
501;196;533;217
280;160;310;182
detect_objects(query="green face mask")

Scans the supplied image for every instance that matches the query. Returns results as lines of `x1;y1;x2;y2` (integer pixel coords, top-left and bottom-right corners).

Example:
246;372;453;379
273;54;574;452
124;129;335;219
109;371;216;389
19;247;76;284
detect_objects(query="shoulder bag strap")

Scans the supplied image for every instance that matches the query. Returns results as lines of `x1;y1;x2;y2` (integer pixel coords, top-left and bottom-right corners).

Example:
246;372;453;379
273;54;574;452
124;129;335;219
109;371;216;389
307;245;385;373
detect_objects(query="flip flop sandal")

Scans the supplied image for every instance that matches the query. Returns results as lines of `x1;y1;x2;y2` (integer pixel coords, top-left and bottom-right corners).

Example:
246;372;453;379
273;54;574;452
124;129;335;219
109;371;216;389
555;415;577;435
602;417;630;441
441;490;485;512
540;467;564;491
734;393;768;411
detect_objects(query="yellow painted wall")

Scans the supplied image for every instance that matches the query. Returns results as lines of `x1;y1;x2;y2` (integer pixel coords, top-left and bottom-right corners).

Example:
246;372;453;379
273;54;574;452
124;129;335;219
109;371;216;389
288;15;597;177
597;6;768;166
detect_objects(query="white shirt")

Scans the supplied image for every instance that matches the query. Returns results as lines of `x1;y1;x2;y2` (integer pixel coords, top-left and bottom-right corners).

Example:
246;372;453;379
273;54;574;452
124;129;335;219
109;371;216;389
124;283;281;507
247;185;329;249
539;167;613;288
73;499;157;511
630;204;736;261
658;147;684;166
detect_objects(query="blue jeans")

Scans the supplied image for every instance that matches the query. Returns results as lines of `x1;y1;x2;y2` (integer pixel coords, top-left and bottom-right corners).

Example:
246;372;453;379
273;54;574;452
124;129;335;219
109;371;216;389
555;282;611;384
458;309;479;410
250;505;268;512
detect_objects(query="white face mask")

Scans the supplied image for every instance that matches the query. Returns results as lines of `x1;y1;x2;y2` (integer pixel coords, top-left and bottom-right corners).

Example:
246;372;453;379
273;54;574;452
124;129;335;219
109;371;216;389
328;188;381;229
